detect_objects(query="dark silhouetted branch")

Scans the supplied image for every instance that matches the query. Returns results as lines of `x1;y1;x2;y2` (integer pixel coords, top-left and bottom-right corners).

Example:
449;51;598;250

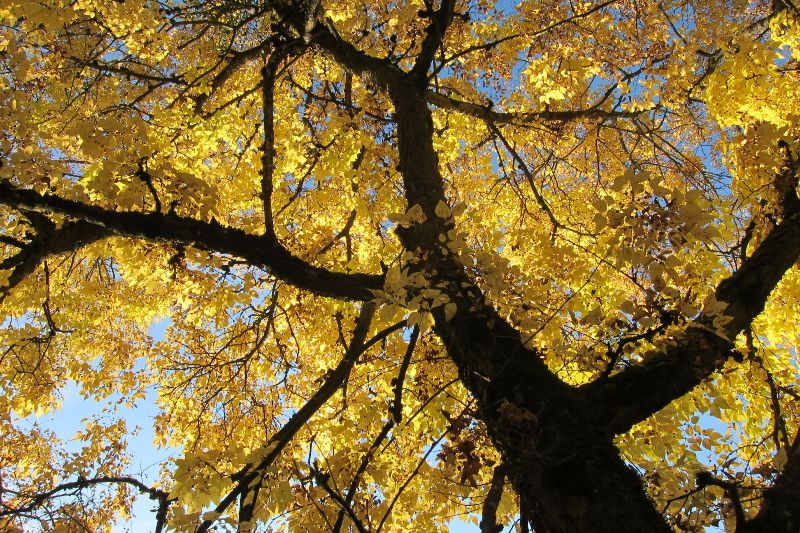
0;181;382;301
195;302;376;533
480;463;508;533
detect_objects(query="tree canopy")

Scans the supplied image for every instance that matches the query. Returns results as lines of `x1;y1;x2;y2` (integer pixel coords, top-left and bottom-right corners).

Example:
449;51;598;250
1;0;800;531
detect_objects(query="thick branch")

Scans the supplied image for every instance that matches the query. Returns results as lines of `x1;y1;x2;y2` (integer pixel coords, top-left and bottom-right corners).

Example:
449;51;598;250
0;182;382;301
1;220;109;302
268;0;403;88
410;0;457;83
258;40;305;237
260;52;280;238
479;463;508;533
426;91;640;126
585;176;800;435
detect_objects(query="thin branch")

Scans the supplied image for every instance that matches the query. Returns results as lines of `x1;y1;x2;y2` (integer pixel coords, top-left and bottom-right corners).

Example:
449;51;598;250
0;475;171;533
745;328;791;449
317;209;356;259
738;429;800;532
695;472;746;529
332;324;417;532
375;422;451;533
311;465;369;533
195;302;376;533
268;0;403;89
392;325;419;423
332;419;393;533
489;123;561;233
135;157;162;213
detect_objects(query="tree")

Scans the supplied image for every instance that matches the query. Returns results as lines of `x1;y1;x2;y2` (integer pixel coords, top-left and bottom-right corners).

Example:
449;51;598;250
1;0;799;531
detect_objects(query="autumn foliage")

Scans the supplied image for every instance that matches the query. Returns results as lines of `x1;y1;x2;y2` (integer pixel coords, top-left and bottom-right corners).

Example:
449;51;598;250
1;0;800;531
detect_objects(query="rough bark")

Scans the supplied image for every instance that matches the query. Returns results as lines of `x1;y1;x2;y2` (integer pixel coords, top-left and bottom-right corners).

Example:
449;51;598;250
387;79;673;532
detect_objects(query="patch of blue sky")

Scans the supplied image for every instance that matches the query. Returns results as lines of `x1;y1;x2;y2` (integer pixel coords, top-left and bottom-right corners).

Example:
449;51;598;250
14;376;175;531
2;312;182;530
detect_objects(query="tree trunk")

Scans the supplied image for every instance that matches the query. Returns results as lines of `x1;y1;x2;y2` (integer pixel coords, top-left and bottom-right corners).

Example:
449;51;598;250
389;82;671;532
438;311;671;532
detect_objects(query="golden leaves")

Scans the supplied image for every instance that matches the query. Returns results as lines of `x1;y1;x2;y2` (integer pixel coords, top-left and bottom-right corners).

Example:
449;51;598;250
523;54;602;105
705;36;800;129
1;0;799;531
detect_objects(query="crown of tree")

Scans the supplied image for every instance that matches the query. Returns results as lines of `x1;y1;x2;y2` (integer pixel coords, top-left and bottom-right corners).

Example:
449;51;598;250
1;1;799;531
